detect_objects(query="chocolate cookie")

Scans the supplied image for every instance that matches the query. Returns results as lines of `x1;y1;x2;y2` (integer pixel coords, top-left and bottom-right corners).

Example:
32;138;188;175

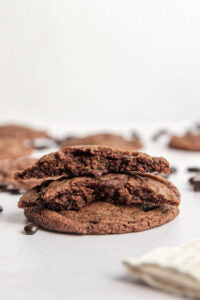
0;124;48;140
61;133;142;150
18;173;180;211
169;132;200;151
24;202;179;234
0;158;43;190
15;146;170;180
0;138;33;160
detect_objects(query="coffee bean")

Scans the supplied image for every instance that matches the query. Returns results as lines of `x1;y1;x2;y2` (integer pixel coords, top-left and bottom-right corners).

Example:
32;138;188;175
0;205;3;212
187;167;200;172
24;223;39;235
189;174;200;191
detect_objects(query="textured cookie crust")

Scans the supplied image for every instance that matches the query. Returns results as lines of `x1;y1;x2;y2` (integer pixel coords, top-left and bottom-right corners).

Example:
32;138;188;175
19;173;180;211
0;124;48;140
0;158;43;190
169;133;200;151
15;145;170;180
61;133;142;150
0;138;33;160
24;202;179;234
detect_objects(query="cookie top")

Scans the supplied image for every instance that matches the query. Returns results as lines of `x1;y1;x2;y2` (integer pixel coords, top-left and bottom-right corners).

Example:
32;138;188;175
0;138;33;160
24;201;179;234
0;124;48;140
0;158;43;190
61;133;142;150
15;145;170;180
169;132;200;151
18;173;180;211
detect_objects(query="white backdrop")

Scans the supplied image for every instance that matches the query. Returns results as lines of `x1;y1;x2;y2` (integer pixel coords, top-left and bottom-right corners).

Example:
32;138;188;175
0;0;200;124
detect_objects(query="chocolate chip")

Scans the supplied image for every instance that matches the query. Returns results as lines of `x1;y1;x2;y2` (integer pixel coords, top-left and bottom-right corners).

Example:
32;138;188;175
0;205;3;212
131;131;140;140
24;223;39;235
187;167;200;172
8;187;24;195
189;174;200;191
0;183;24;195
152;129;169;141
170;167;177;174
142;203;158;212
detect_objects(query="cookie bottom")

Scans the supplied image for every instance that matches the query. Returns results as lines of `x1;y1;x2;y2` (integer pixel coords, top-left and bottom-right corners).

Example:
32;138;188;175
24;202;179;235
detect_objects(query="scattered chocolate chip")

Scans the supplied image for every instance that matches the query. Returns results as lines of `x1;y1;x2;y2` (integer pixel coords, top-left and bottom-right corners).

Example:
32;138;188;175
0;205;3;212
24;223;39;235
0;183;24;195
8;187;24;195
152;129;169;141
0;183;8;192
187;167;200;172
131;131;140;140
195;123;200;130
189;174;200;191
170;166;177;174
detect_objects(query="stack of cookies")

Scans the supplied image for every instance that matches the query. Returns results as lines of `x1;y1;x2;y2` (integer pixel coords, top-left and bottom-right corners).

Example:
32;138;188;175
16;146;180;235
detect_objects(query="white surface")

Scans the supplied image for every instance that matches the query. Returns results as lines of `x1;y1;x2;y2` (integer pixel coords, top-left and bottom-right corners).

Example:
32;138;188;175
1;0;200;122
0;121;200;300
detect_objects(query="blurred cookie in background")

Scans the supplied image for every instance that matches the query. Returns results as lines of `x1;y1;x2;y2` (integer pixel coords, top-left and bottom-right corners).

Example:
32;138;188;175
169;131;200;151
0;138;33;160
0;157;42;191
0;124;49;140
60;133;143;150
